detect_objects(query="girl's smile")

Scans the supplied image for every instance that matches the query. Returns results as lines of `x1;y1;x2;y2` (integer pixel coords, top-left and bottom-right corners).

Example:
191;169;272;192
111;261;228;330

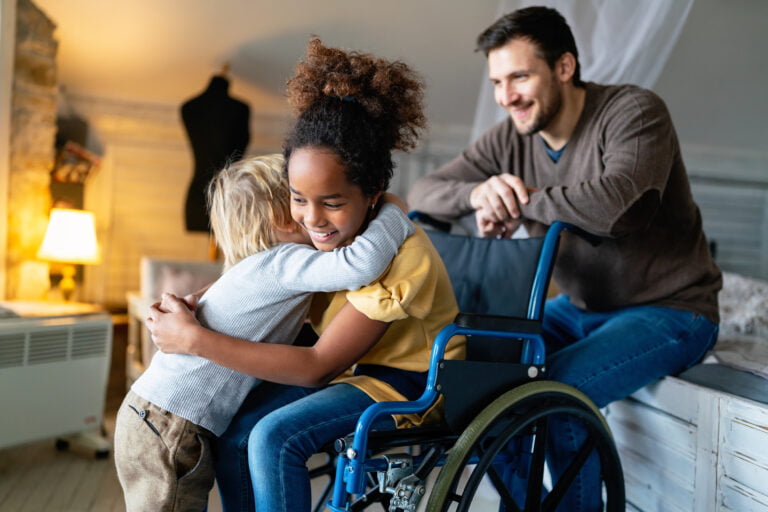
287;147;379;252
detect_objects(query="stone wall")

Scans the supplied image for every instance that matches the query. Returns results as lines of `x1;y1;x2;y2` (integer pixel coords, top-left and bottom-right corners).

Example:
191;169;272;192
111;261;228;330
6;0;57;299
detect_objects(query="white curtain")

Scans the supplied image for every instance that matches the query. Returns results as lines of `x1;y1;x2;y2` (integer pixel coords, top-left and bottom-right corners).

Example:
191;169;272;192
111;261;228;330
471;0;695;142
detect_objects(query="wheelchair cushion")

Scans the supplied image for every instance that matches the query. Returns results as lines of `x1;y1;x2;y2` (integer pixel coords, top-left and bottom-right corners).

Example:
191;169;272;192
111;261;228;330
424;230;545;318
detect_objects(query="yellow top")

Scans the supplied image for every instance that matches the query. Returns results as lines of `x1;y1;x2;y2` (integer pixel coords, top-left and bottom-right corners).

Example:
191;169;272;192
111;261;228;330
310;226;465;427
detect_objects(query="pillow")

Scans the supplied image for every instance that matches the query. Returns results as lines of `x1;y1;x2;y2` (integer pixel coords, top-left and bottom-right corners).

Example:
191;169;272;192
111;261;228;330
718;271;768;339
711;271;768;379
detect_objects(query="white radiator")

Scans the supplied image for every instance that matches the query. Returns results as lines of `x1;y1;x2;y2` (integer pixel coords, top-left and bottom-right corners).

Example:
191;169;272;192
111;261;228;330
0;312;112;449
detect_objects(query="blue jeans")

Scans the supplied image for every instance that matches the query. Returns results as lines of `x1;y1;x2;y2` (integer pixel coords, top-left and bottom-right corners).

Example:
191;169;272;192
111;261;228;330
212;381;395;511
531;295;719;511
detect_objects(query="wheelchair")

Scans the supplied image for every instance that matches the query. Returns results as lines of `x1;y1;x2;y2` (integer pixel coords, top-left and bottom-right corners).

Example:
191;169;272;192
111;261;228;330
317;217;625;512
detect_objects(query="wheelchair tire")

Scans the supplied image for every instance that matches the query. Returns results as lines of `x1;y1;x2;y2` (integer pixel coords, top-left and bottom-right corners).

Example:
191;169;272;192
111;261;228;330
426;381;624;512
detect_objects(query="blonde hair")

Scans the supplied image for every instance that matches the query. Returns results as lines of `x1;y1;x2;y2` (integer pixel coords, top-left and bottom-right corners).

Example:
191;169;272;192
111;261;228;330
207;154;292;270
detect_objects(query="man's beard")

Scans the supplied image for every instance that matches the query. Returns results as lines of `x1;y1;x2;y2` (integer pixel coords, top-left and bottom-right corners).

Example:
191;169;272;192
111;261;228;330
515;83;562;136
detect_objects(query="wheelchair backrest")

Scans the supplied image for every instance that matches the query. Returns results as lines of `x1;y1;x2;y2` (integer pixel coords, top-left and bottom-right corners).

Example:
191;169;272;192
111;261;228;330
423;230;546;319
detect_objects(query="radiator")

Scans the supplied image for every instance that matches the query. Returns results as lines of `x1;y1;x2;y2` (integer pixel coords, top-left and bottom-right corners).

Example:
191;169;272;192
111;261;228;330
0;312;112;449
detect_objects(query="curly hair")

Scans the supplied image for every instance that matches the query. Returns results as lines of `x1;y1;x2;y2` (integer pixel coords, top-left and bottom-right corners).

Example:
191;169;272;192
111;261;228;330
283;38;426;197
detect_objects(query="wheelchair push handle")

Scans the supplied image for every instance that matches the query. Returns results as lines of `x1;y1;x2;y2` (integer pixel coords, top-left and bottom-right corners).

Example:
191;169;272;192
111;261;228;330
408;210;602;247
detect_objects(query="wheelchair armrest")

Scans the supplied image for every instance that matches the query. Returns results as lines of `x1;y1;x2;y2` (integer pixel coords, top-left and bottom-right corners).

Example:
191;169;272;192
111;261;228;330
455;313;541;334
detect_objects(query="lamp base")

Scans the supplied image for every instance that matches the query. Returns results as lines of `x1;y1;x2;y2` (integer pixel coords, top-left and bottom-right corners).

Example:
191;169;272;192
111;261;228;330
59;264;77;301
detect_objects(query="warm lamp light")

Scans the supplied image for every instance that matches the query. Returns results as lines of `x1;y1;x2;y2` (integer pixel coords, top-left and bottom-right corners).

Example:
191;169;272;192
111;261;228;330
37;208;101;300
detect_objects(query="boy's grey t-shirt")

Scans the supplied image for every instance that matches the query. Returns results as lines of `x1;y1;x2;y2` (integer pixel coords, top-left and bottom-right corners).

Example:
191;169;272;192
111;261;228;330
131;204;414;435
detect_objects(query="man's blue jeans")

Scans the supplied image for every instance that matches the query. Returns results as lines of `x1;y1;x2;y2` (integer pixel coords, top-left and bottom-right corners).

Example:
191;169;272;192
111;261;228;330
523;294;719;511
211;381;395;511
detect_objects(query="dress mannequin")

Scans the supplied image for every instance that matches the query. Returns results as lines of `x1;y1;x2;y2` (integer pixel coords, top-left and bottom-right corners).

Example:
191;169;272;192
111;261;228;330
181;70;250;232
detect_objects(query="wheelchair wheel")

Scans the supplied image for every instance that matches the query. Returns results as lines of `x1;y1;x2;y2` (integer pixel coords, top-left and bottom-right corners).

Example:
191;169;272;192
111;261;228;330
426;381;624;512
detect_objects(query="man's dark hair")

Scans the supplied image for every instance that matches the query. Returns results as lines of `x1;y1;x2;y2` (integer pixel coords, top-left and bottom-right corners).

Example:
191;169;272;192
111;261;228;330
476;6;584;87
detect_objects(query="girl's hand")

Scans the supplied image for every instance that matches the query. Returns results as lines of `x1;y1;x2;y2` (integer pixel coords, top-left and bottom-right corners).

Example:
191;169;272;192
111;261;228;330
181;292;200;311
146;292;201;355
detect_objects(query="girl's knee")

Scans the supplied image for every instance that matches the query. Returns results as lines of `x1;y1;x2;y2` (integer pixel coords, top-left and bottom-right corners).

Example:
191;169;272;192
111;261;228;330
248;413;319;467
247;416;287;462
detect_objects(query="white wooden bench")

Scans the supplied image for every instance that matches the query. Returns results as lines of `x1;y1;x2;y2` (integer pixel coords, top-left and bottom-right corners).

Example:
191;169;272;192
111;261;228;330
607;359;768;511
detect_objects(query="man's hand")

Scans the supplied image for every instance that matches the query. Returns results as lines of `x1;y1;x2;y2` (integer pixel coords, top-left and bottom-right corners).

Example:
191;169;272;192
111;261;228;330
469;174;530;222
470;175;538;237
475;208;521;238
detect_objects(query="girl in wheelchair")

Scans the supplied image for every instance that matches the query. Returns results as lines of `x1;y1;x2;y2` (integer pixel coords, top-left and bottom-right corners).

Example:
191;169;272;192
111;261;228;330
149;38;465;511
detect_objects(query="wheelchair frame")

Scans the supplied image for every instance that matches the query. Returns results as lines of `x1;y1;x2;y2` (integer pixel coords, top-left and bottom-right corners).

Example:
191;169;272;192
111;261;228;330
324;220;624;512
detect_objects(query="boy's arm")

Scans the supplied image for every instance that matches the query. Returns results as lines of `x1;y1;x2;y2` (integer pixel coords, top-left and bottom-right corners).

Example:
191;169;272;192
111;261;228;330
277;202;414;292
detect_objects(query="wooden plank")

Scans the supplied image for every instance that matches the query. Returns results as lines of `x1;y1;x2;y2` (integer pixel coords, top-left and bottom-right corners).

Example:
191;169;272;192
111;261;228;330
618;446;694;511
608;398;697;456
721;400;768;467
719;451;768;502
0;440;50;507
628;377;700;424
718;477;768;512
88;457;126;512
0;440;61;511
623;469;690;512
21;448;90;512
692;391;719;512
67;454;119;511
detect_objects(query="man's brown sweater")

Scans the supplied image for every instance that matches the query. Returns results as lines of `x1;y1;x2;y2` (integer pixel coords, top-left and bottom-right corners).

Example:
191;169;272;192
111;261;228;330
408;83;721;322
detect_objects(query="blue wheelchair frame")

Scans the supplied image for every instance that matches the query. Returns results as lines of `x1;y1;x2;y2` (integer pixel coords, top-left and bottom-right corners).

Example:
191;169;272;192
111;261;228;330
327;220;595;510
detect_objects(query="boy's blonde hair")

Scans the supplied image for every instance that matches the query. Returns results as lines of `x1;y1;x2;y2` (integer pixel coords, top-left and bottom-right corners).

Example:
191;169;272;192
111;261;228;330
207;154;292;270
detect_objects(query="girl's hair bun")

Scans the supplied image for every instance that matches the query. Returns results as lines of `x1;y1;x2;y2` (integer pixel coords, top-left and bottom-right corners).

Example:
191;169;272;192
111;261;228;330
287;37;426;152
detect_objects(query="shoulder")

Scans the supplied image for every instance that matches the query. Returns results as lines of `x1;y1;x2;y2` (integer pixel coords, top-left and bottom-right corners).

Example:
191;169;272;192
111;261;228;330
346;226;450;321
587;82;669;116
583;82;673;135
368;227;440;282
395;226;439;258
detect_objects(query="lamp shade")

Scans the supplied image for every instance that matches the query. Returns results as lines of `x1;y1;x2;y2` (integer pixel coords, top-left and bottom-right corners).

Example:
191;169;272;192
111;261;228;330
37;208;101;265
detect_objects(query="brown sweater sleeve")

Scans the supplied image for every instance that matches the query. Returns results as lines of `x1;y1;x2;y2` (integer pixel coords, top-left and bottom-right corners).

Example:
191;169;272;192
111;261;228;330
406;120;515;220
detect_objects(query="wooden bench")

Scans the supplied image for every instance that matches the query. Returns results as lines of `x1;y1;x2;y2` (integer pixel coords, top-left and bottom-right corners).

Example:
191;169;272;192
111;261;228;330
606;363;768;511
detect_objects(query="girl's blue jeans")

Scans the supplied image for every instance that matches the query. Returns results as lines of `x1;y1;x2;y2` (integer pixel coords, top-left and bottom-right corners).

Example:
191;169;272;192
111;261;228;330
516;294;719;512
211;382;394;511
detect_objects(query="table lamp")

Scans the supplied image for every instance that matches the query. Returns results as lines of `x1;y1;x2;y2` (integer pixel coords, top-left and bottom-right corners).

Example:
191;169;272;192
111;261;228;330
37;208;101;301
